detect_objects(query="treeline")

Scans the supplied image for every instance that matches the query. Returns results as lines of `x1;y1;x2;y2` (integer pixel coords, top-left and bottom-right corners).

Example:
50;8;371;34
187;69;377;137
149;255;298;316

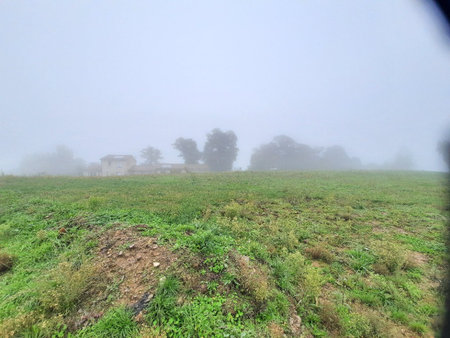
16;129;417;176
141;128;238;172
249;135;362;171
19;146;85;176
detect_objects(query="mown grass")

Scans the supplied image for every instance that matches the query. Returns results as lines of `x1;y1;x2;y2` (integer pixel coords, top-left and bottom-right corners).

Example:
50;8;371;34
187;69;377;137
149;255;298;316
0;171;447;336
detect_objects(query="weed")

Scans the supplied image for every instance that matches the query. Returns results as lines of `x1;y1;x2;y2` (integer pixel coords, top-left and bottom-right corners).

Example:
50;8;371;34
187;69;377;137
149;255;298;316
391;309;409;324
233;254;269;303
347;249;375;274
146;276;180;326
207;281;219;294
409;321;427;335
87;197;104;211
319;301;341;332
78;307;138;337
223;201;256;220
373;242;407;274
264;290;290;321
300;265;323;303
38;260;98;314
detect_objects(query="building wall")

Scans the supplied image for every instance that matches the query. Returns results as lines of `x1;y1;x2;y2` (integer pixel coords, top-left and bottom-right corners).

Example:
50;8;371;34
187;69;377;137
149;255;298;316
101;157;136;176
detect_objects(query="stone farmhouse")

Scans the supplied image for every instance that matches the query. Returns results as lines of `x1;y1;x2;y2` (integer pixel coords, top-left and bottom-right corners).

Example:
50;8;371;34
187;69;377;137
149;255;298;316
100;155;137;176
100;154;208;176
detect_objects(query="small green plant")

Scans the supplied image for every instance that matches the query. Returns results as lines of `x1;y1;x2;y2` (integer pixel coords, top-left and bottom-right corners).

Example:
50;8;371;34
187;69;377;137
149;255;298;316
207;281;219;294
409;321;427;334
347;249;375;273
391;309;409;324
78;307;138;337
87;196;103;211
146;276;180;326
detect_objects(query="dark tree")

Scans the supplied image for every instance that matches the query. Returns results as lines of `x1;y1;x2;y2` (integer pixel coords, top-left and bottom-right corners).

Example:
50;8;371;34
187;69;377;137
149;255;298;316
438;139;450;168
320;145;359;170
173;138;201;164
141;146;162;165
382;148;414;170
19;145;85;176
249;135;320;171
203;129;238;171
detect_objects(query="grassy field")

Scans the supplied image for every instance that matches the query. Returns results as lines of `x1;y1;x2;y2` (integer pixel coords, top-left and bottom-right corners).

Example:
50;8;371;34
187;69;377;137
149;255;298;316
0;171;447;337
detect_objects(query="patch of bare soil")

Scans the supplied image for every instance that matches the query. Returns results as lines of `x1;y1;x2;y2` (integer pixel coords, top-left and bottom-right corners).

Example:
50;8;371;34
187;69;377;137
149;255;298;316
70;225;178;330
97;226;178;305
351;303;417;337
409;251;428;266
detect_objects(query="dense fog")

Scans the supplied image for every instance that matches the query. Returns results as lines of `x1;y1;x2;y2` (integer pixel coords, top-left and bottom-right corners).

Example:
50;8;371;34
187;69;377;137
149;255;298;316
1;1;450;175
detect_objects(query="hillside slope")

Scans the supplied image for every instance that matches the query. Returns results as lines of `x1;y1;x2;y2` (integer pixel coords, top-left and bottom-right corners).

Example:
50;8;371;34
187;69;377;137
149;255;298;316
0;172;446;337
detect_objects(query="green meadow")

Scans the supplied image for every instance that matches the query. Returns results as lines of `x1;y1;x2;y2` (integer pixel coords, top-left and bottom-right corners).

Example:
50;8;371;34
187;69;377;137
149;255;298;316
0;171;447;337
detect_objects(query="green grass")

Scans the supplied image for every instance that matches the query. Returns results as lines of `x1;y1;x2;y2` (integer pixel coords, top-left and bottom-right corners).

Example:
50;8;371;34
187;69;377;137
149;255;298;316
0;171;446;336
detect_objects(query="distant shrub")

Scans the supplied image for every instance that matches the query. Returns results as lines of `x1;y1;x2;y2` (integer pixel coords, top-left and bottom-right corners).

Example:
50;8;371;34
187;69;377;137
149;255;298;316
0;251;14;273
305;246;334;263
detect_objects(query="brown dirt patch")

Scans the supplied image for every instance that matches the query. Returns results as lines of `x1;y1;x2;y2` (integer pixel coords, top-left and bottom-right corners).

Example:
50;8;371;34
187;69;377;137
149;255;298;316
409;251;428;266
372;226;384;234
311;261;322;268
70;225;178;330
97;226;178;305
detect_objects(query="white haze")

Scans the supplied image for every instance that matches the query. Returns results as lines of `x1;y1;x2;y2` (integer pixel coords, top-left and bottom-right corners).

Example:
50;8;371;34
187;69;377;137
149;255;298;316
1;0;450;173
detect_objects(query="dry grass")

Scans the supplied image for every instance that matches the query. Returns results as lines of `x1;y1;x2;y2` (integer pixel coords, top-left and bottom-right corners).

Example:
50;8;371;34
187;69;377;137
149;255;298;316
267;322;285;338
304;246;334;263
233;253;270;303
39;260;99;314
319;301;341;333
0;251;14;273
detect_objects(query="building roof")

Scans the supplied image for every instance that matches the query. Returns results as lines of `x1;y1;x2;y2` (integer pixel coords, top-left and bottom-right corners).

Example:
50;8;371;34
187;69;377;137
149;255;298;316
100;155;136;161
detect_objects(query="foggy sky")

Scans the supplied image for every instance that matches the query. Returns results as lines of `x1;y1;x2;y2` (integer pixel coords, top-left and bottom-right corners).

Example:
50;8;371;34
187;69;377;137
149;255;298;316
1;0;450;173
